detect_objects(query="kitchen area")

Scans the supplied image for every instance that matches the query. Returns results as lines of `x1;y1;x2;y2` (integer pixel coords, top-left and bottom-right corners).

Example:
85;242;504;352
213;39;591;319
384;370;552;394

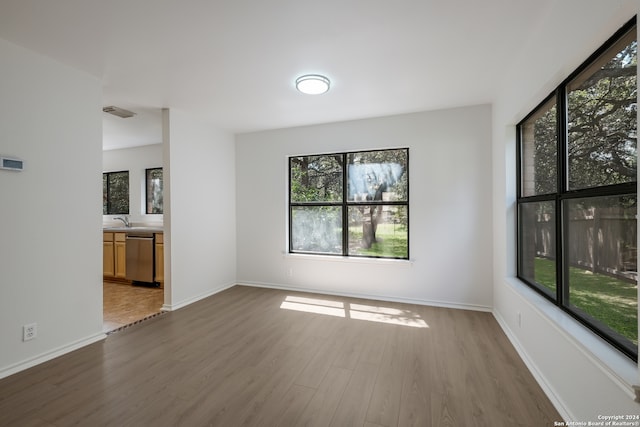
103;108;165;332
102;224;164;332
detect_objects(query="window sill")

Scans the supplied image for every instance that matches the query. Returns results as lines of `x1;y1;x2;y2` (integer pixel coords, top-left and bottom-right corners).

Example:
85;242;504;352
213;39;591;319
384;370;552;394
504;276;637;396
283;252;414;267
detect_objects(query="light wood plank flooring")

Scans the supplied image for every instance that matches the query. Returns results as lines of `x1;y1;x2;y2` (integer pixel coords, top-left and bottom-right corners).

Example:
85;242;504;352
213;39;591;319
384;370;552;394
0;285;562;426
103;281;164;332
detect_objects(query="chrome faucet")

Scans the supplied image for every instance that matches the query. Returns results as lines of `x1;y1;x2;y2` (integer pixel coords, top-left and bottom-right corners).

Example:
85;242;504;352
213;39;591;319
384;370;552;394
114;216;130;227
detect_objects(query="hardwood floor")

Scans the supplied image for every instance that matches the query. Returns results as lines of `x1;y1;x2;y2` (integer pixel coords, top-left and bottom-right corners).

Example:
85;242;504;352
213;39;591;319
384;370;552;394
103;281;164;332
0;286;562;426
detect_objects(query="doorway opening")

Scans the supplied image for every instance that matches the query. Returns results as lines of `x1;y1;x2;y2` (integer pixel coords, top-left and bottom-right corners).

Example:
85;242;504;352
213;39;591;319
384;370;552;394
102;106;165;333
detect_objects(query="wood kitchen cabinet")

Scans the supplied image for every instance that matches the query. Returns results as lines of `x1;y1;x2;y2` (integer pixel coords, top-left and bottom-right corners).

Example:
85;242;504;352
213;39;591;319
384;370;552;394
104;232;127;280
155;233;164;287
104;230;163;284
103;232;115;277
114;233;127;279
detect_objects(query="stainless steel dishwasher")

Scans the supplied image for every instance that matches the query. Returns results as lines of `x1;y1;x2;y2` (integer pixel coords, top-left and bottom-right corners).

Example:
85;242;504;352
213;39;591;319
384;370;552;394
125;232;155;284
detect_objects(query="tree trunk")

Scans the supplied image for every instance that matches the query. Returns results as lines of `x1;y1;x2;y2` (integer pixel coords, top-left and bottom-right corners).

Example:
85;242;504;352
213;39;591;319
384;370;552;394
361;205;382;249
362;221;374;249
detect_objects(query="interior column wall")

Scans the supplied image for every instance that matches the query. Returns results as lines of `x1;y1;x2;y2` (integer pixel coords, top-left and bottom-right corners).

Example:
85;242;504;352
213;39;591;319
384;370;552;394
163;109;237;310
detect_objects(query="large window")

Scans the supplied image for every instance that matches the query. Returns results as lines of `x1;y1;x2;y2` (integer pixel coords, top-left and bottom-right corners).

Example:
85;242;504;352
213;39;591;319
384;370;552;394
289;148;409;259
517;18;637;360
103;171;129;215
145;168;163;214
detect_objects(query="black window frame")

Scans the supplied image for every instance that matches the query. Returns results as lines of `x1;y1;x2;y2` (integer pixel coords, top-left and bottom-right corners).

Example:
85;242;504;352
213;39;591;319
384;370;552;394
103;170;130;215
289;148;409;260
516;17;638;361
145;167;164;214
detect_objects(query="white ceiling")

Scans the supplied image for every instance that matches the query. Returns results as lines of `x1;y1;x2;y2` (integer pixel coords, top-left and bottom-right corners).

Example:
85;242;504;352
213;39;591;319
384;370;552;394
0;0;555;149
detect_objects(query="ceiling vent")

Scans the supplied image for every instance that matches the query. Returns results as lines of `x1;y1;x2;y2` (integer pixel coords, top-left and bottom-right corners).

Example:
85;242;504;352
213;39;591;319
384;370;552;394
102;106;136;118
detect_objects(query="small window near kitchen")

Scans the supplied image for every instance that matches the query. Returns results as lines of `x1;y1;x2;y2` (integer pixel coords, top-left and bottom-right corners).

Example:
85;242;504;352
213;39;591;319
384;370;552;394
103;171;130;215
145;168;163;214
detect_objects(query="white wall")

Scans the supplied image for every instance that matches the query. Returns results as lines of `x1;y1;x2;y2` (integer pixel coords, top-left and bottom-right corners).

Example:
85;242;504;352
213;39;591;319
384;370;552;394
0;38;104;377
103;143;163;226
491;1;639;421
163;109;236;310
236;105;493;309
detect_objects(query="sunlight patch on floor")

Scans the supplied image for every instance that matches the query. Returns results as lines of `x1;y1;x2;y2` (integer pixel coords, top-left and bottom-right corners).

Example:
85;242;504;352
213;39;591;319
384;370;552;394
284;295;346;308
280;301;346;317
349;303;429;328
280;296;429;328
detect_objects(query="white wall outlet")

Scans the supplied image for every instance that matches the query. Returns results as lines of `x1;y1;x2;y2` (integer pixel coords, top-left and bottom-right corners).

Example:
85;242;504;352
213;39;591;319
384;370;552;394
23;323;37;341
288;268;293;277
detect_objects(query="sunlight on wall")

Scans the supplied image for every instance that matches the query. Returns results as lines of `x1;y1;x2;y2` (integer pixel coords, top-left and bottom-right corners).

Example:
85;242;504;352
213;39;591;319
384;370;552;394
280;296;429;328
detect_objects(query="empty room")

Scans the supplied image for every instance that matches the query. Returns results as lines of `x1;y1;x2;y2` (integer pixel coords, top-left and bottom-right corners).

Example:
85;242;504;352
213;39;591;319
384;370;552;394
0;1;639;425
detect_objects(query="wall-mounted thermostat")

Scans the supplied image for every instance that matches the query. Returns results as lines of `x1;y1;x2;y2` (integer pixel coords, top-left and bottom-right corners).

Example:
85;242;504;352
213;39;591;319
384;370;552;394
0;156;24;171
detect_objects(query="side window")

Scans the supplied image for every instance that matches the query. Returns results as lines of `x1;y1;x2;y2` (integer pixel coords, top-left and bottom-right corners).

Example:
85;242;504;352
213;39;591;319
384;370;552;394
516;19;637;360
103;171;129;215
145;168;163;214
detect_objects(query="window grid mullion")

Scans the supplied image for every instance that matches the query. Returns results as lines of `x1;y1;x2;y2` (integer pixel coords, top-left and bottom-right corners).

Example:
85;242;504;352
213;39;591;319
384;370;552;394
556;86;567;306
342;153;348;256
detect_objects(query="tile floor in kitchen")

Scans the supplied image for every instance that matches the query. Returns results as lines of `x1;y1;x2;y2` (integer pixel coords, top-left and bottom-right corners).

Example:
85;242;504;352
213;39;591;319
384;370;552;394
103;280;164;332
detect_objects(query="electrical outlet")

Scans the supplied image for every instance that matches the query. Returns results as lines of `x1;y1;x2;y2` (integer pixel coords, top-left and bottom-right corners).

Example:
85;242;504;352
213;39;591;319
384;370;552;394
288;268;293;277
517;312;522;328
23;323;37;341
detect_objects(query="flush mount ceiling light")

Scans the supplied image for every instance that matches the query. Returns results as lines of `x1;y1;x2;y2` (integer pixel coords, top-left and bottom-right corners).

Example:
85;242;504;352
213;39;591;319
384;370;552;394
295;74;330;95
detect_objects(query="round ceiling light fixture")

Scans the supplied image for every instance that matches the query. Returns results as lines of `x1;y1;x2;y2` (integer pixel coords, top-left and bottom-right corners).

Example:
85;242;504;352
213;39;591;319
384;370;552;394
295;74;330;95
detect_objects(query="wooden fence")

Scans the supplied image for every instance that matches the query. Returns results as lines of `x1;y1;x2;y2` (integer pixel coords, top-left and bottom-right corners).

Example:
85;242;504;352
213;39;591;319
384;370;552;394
533;207;637;281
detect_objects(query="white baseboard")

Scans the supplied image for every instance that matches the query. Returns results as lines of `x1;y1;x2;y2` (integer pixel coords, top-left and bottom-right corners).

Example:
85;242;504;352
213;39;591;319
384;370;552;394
502;278;637;398
0;332;106;380
1;282;237;379
162;281;236;311
236;281;493;312
493;310;572;421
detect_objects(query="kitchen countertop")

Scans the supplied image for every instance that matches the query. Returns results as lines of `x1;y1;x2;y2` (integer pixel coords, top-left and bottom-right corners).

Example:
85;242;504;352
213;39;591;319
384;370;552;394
103;226;164;233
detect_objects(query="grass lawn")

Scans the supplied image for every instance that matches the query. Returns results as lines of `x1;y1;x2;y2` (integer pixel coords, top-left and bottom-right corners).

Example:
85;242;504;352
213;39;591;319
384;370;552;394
349;223;408;258
533;257;637;345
